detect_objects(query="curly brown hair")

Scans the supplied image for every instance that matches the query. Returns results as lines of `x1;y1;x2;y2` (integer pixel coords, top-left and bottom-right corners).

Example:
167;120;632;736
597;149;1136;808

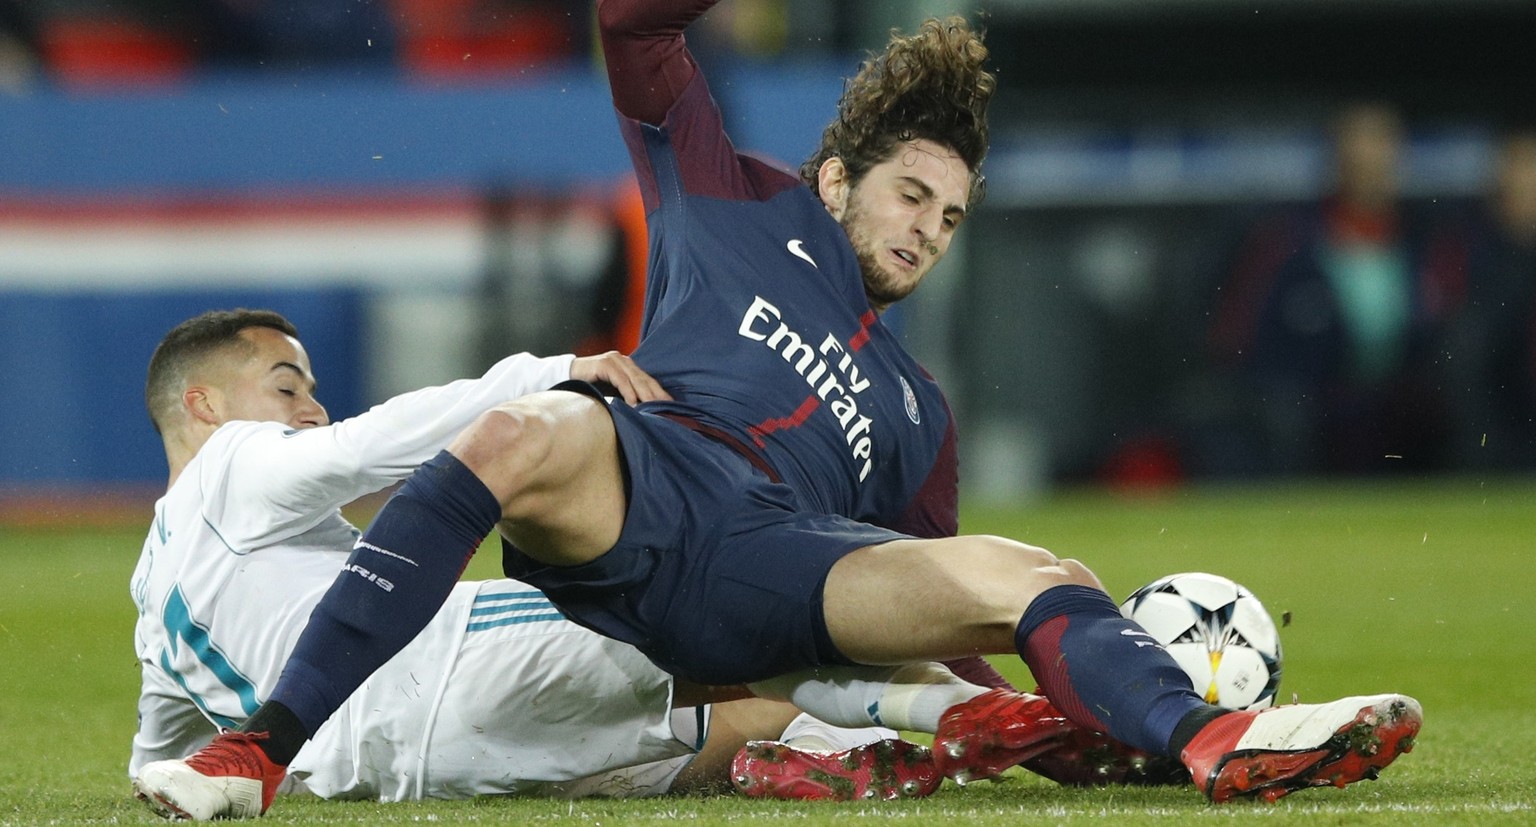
800;16;995;210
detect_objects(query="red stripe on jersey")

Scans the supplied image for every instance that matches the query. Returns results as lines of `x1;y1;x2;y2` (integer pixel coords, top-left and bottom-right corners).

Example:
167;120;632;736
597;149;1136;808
747;394;822;449
658;412;781;483
847;310;877;352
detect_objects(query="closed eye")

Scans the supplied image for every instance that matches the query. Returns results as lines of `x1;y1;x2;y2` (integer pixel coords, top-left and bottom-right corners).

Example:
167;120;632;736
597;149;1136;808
943;207;966;231
269;361;317;397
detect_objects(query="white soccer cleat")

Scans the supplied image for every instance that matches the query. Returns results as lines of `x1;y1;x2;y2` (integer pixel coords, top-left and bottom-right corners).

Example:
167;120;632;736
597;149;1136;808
133;731;286;820
1180;693;1422;803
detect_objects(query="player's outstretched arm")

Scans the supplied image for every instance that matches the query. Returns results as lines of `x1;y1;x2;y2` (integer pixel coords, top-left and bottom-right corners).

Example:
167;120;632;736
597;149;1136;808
597;0;718;125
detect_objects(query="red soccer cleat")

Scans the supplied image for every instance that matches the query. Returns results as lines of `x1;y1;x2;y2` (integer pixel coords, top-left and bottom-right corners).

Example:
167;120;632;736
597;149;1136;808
1023;724;1190;787
1180;693;1422;803
730;738;942;801
931;689;1074;785
133;730;287;821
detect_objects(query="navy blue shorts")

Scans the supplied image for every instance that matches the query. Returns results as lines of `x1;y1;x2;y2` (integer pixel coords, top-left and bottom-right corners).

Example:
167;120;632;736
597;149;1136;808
502;383;907;685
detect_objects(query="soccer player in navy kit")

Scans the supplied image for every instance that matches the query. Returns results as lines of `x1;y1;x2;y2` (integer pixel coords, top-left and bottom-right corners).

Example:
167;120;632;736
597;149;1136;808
134;0;1421;817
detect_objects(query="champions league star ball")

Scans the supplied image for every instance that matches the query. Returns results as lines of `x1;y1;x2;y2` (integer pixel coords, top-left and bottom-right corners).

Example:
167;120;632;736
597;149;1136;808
1120;572;1283;710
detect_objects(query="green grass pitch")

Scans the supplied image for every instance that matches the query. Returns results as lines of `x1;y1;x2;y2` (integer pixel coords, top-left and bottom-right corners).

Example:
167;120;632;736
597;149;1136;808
3;477;1533;824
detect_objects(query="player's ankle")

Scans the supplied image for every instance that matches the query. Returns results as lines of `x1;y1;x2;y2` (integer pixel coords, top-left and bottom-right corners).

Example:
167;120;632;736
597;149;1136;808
1168;705;1230;758
240;701;307;766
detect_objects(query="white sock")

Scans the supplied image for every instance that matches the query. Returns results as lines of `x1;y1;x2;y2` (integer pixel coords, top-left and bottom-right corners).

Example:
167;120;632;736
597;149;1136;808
780;713;897;753
877;662;990;732
748;663;988;733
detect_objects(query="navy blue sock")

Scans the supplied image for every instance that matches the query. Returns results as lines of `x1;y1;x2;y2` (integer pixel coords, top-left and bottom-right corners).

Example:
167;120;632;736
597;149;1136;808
265;451;502;745
1015;584;1213;756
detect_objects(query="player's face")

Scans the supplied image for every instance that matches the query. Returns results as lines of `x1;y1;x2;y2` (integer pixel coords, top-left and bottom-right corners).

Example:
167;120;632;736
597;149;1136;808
218;327;329;430
838;138;971;311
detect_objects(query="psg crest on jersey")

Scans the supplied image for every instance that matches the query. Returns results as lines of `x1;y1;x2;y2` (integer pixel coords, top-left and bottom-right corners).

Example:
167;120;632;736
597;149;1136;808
900;377;921;424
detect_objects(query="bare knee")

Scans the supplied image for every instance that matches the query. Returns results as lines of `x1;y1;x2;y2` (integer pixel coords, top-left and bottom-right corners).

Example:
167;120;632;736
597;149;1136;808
962;534;1097;589
923;537;1107;631
824;535;1108;661
1056;557;1104;591
448;401;560;508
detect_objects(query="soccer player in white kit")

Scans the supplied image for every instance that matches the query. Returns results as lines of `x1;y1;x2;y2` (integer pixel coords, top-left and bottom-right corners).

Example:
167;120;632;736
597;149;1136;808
129;308;811;800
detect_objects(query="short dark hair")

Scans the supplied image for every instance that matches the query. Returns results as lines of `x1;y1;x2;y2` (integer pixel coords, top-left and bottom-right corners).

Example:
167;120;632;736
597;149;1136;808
145;309;299;435
801;16;995;210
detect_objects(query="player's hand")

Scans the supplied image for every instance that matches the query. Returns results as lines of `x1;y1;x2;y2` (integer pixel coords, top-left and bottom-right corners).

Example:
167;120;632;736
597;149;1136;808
570;351;672;405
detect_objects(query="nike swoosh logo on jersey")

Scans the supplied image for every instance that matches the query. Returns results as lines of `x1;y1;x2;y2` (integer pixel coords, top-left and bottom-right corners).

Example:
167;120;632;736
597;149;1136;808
787;239;817;269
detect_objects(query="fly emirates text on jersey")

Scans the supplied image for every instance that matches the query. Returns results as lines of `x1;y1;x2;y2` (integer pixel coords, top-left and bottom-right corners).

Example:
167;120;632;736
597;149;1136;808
738;295;876;482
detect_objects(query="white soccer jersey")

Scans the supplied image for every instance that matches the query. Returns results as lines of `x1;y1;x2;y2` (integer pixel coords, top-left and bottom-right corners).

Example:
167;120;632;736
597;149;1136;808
130;353;703;799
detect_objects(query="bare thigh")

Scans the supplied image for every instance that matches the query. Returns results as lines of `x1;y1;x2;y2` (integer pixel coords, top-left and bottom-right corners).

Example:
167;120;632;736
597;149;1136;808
447;390;629;567
822;535;1103;664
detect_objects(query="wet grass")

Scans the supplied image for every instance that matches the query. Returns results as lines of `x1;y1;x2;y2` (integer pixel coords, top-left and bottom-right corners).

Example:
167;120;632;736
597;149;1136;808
2;477;1531;824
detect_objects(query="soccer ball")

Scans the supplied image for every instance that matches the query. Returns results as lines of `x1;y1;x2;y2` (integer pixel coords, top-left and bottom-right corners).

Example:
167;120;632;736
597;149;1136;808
1119;572;1283;710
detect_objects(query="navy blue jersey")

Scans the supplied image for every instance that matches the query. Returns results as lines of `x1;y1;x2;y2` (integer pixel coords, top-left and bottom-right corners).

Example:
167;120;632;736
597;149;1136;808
618;71;959;538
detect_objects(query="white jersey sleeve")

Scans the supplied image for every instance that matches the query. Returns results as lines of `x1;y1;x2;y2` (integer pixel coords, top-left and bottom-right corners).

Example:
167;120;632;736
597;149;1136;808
206;352;574;549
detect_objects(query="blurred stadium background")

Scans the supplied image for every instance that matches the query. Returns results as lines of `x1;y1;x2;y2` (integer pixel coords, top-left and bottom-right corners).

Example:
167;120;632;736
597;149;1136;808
4;0;1535;516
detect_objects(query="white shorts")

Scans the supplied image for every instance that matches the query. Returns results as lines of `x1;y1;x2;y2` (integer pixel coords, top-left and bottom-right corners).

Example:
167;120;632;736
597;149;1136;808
290;581;705;800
